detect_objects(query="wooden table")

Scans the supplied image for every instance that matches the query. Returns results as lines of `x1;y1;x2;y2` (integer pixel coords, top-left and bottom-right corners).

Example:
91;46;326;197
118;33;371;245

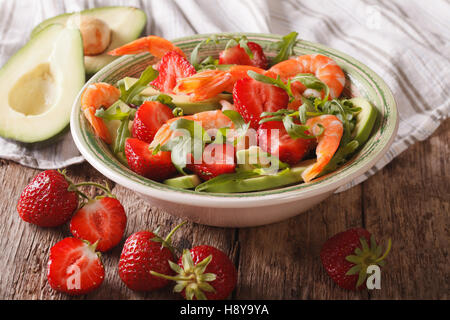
0;120;448;300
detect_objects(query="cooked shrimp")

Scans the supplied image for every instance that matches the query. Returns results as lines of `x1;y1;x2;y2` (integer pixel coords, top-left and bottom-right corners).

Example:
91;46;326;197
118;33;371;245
149;110;234;148
301;115;343;182
175;65;271;101
269;54;345;99
108;35;186;58
81;82;121;144
175;70;233;101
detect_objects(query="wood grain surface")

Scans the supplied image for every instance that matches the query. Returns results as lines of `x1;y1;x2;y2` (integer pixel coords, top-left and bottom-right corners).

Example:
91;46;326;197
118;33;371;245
0;119;448;300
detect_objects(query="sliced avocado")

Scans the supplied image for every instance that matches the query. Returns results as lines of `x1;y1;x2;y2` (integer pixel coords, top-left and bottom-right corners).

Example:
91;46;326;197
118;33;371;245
123;77;232;114
0;24;85;143
164;175;202;189
198;159;315;193
31;7;147;75
350;97;378;146
102;100;133;151
236;146;288;172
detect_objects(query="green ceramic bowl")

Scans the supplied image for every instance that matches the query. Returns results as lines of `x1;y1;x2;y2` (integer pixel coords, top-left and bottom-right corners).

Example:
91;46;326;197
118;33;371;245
71;33;398;227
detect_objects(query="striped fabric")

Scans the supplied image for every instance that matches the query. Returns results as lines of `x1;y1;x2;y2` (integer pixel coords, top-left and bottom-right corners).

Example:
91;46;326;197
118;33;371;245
0;0;448;191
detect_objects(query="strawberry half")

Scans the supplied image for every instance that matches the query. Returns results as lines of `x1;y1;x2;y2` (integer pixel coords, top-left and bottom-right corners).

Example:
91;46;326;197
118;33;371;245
320;228;391;290
151;51;196;94
258;121;313;165
125;138;177;181
70;197;127;252
132;101;174;143
219;42;268;69
187;143;236;181
17;170;78;227
233;78;289;129
47;237;105;295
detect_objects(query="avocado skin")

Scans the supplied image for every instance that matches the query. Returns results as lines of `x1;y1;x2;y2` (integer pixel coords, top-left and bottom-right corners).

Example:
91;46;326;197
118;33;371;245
199;160;315;193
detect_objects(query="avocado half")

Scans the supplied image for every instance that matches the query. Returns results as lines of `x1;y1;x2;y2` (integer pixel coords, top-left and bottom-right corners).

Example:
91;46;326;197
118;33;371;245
0;24;85;143
31;6;147;75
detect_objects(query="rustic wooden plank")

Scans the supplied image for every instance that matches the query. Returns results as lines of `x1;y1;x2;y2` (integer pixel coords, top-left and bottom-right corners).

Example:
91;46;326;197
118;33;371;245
363;119;449;300
0;119;448;299
0;161;236;300
235;119;449;300
235;184;369;299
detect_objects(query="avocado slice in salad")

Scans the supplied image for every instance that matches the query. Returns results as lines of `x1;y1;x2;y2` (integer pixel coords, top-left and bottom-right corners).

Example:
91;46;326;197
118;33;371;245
164;175;202;189
31;7;147;75
0;24;85;143
102;100;134;152
349;97;378;146
196;159;315;193
236;146;289;172
123;77;232;114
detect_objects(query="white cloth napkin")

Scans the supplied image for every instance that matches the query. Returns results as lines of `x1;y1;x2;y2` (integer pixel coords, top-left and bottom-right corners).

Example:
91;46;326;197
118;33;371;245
0;0;448;190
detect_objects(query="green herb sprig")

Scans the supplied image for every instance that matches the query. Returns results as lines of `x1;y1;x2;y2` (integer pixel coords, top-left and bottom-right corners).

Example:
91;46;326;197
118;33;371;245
117;66;159;104
160;118;211;174
270;31;299;66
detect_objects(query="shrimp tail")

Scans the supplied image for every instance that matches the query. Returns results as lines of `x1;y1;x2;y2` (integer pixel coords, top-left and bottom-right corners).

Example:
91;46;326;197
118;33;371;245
301;115;343;182
175;70;233;101
108;35;185;58
83;107;112;144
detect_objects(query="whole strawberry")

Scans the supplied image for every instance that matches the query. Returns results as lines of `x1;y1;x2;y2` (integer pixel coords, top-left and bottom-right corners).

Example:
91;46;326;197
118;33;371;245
47;237;105;295
152;245;237;300
320;228;391;290
118;222;185;291
17;170;78;227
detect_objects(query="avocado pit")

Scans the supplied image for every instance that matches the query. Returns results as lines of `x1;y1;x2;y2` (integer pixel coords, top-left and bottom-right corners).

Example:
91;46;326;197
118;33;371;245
72;16;111;56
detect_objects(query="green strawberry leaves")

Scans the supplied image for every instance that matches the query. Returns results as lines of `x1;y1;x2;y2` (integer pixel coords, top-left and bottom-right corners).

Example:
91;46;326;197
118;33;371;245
344;235;392;288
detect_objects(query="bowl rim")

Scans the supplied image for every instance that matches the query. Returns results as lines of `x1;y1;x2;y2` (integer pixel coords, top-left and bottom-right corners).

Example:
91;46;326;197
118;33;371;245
70;32;398;208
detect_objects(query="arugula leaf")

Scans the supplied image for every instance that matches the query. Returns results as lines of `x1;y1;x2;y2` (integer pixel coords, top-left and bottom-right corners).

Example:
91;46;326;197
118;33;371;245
144;94;177;109
191;34;254;70
247;71;294;99
282;115;316;139
113;114;131;155
223;110;248;132
196;56;219;71
291;73;330;102
238;35;254;59
119;66;158;104
160;118;211;174
271;31;299;65
191;38;220;70
222;110;251;146
95;100;134;121
212;127;229;145
190;39;206;67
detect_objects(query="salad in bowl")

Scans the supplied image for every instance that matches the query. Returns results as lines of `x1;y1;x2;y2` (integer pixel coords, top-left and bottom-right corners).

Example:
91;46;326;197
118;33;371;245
79;32;377;193
72;32;397;226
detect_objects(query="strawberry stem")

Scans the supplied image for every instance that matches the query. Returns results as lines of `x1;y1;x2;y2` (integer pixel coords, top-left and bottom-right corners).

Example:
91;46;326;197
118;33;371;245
374;238;392;263
73;181;115;198
59;169;93;201
164;221;187;244
150;270;193;282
